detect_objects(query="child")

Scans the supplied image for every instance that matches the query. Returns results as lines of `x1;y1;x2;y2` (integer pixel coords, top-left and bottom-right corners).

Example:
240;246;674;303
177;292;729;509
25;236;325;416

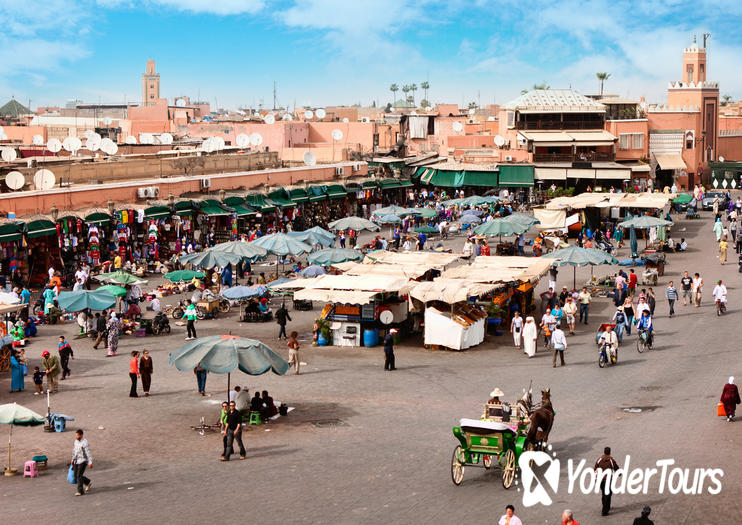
33;366;45;395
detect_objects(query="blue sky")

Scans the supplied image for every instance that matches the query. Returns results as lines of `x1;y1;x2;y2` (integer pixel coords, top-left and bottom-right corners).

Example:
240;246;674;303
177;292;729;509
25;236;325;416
3;0;742;110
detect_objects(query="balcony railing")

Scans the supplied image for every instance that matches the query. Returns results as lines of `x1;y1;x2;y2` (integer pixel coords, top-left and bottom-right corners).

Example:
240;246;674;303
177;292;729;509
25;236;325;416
534;152;615;163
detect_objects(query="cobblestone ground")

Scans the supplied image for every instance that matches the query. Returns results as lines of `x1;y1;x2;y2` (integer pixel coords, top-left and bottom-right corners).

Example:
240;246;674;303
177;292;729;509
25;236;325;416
2;212;741;524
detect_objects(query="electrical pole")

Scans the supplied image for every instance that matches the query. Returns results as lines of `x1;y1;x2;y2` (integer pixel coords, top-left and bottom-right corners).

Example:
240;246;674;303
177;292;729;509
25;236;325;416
273;81;277;110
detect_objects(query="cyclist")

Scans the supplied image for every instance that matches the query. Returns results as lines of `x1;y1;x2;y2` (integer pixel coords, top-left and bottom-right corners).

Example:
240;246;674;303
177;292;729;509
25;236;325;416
636;310;653;348
598;324;619;363
712;279;728;313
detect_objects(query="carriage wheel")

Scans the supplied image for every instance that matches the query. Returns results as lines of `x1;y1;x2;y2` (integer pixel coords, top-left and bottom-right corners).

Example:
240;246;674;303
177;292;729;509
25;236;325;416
502;449;516;489
172;308;184;320
218;300;231;313
196;307;206;320
483;454;492;469
0;346;10;373
451;446;465;485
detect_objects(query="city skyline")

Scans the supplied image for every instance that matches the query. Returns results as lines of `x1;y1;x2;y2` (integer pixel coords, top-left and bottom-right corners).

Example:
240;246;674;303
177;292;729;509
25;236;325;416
3;0;742;109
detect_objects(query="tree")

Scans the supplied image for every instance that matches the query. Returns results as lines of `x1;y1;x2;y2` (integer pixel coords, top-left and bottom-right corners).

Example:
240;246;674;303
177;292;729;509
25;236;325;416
721;94;733;106
420;99;430;109
410;83;418;105
468;102;477;109
596;72;611;97
406;95;414;104
389;83;399;104
402;84;410;100
533;82;550;90
421;81;430;103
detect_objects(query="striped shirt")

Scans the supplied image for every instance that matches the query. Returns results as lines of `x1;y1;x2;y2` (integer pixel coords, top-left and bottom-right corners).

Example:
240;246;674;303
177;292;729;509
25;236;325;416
665;286;678;300
71;438;93;465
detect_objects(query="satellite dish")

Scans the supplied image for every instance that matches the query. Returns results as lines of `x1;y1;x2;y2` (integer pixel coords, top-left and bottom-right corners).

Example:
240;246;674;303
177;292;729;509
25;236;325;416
303;151;316;166
452;121;463;132
140;133;154;145
304;110;314;120
102;117;112;126
34;169;56;190
0;126;3;134
86;135;101;151
5;171;25;190
264;113;275;125
282;114;293;121
410;111;418;115
63;136;82;153
249;133;263;147
236;133;250;148
201;137;216;153
316;108;326;119
1;147;17;162
379;309;394;325
361;117;370;123
214;136;226;150
32;134;44;145
425;106;433;111
100;137;117;155
84;130;95;139
468;108;476;115
107;142;118;155
160;132;173;145
331;129;343;141
125;135;137;145
176;99;186;107
47;138;62;153
342;117;349;123
494;135;506;147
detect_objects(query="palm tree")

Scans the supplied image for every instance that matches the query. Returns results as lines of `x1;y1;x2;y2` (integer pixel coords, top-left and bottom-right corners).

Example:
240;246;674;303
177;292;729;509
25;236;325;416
721;94;733;106
406;95;414;105
596;72;611;97
533;82;550;90
468;102;477;109
421;81;430;103
410;83;418;105
402;85;411;106
389;84;398;104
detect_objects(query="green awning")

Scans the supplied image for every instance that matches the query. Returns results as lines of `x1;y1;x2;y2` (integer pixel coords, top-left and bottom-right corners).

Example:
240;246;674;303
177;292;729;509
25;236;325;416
397;179;413;188
429;170;460;187
0;222;24;242
326;184;347;199
199;204;232;217
144;206;172;219
224;196;245;206
420;168;435;184
344;182;360;192
361;180;379;189
174;201;195;216
498;165;535;187
26;219;56;239
307;185;327;202
413;166;428;178
462;170;498;187
288;188;309;203
268;189;296;208
246;194;276;212
232;204;257;217
379;179;401;189
85;212;111;226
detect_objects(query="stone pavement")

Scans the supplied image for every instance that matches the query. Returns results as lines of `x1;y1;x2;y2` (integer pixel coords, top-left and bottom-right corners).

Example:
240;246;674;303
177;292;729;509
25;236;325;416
1;211;741;524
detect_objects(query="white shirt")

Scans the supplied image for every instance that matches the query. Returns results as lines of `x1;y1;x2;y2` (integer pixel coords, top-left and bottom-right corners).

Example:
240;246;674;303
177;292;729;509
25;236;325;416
636;301;650;317
48;267;55;280
599;330;618;350
229;390;239;403
75;270;86;283
499;515;523;525
150;297;161;312
551;329;567;349
713;284;727;302
692;277;703;292
73;281;84;292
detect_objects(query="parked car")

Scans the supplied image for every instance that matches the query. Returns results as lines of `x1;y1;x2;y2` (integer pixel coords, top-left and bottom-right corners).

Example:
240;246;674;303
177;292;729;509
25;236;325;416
701;191;730;211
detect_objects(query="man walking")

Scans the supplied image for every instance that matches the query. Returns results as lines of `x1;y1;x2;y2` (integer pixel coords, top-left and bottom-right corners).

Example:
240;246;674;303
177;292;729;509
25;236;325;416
577;287;591;324
594;446;620;516
70;429;93;496
220;401;245;461
383;328;397;371
185;300;197;340
58;336;74;380
275;304;291;340
632;506;654;525
93;310;108;349
692;272;704;307
680;271;693;306
665;281;678;318
551;325;567;367
42;350;60;393
498;504;523;525
627;269;638;296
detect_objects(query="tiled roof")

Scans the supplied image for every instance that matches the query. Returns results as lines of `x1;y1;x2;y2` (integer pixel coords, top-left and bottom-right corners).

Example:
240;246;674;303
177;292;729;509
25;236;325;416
504;89;605;112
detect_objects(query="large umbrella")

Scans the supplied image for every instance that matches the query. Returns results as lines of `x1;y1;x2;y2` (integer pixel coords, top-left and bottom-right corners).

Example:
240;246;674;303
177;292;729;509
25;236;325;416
409;207;438;219
473;217;530;237
95;270;147;285
221;285;266;300
169;335;289;398
618;216;673;229
673;194;692;204
286;230;334;247
307;248;364;266
372;205;419;217
458;195;499;207
57;290;116;312
543;245;618;289
96;284;127;298
180;249;244;270
630;226;638;257
459;214;482;224
164;270;205;282
504;212;541;227
209;240;268;261
299;265;327;278
251;233;313;256
376;214;402;224
327;216;380;232
415;226;439;234
305;226;336;240
0;403;45;476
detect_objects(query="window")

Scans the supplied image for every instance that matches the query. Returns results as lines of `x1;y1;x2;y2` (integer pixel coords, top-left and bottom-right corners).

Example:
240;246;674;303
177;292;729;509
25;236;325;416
700;64;705;79
619;133;631;150
507;111;515;128
631;133;643;150
686;65;694;83
685;130;695;149
619;133;643;150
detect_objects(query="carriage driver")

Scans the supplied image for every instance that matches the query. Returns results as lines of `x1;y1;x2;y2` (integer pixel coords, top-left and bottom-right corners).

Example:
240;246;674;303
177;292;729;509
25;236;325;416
486;388;511;422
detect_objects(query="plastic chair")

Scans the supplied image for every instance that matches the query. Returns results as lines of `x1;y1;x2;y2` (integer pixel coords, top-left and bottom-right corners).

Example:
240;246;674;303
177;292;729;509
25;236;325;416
23;461;38;478
248;412;262;425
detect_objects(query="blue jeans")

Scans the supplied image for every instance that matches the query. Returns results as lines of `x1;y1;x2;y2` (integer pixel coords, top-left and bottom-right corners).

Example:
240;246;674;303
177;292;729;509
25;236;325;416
579;304;589;324
195;370;207;393
625;316;634;335
614;322;625;343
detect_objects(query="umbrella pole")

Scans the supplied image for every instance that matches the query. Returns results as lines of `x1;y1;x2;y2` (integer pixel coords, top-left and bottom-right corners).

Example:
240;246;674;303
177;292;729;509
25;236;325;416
227;372;231;401
573;266;576;290
4;424;12;476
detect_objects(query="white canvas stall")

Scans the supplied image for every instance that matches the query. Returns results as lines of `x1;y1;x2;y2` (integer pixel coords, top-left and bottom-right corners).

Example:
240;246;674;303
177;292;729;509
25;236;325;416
533;209;566;229
424;307;486;350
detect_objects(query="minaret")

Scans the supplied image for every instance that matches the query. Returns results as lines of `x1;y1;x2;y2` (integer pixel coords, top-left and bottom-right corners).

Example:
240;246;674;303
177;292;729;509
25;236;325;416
142;60;160;106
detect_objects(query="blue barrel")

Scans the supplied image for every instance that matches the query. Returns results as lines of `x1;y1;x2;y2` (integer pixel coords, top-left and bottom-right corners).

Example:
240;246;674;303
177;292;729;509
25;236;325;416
363;328;379;347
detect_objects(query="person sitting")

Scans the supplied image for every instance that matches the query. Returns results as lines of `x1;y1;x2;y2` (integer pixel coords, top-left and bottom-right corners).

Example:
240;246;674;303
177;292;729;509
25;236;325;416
677;238;687;252
250;391;266;420
486;388;511;421
636;310;653;347
262;390;278;418
201;287;215;301
124;301;141;320
235;387;251;413
257;297;270;315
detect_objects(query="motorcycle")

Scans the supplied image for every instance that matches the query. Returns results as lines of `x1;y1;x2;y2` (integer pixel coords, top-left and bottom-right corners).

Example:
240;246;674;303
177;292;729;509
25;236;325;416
164;300;188;320
151;311;171;335
598;341;618;368
716;299;727;316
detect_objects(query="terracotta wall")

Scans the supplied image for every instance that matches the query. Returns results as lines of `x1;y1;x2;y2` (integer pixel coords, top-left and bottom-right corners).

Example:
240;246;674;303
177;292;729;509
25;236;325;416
605;119;649;160
719;116;742;131
718;136;742;161
1;126;47;143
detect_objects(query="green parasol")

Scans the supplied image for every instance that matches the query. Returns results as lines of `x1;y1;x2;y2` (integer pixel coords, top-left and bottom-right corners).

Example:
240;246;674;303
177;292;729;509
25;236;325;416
164;270;206;282
0;403;45;476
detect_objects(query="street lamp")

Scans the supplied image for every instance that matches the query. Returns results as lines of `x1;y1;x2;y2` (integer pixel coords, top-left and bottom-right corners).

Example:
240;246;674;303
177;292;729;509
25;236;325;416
219;189;226;203
107;198;115;214
50;204;59;221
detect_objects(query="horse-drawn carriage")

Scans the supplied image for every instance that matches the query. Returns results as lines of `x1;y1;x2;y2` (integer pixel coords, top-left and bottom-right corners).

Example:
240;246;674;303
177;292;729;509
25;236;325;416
450;387;554;487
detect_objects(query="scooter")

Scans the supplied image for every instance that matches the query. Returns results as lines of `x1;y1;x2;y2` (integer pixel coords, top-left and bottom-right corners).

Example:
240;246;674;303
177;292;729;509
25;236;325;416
716;299;727;316
598;342;618;368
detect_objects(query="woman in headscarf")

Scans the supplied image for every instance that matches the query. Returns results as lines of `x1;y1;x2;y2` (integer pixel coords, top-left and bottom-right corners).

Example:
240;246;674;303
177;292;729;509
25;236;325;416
9;349;24;392
106;313;120;357
721;377;740;422
713;217;723;242
522;317;537;358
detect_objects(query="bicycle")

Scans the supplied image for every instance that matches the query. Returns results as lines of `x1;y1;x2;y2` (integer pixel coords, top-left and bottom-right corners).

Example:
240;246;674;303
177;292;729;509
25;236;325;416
636;329;652;353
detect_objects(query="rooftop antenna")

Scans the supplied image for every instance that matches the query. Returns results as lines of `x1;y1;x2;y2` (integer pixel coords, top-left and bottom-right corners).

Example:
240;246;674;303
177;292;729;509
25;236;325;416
273;81;277;111
703;32;711;49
